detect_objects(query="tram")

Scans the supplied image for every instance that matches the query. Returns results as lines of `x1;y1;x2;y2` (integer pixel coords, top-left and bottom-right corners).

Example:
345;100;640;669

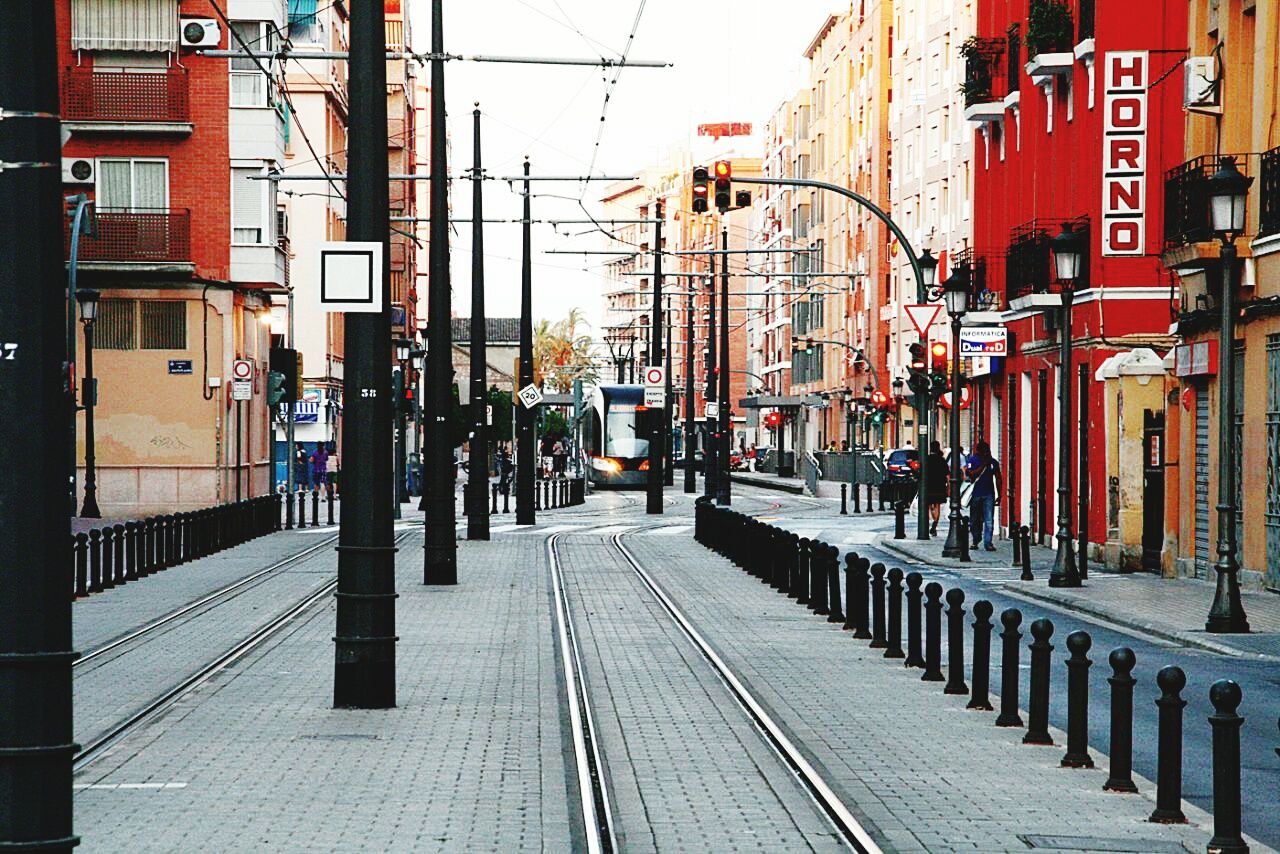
584;384;650;488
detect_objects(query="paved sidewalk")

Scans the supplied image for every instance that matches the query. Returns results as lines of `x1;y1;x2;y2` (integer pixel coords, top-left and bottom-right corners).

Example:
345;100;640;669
879;532;1280;660
626;530;1268;854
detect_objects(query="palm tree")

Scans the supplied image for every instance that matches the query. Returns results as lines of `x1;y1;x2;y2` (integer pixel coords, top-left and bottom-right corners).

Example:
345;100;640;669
534;308;599;392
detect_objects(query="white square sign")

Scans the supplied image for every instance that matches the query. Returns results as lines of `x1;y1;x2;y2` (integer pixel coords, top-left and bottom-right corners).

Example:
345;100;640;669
705;401;719;419
517;384;543;409
316;241;383;313
644;387;666;408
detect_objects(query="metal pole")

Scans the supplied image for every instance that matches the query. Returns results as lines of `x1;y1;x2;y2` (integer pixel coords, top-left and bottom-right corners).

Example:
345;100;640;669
664;302;674;486
1078;362;1089;580
392;367;404;520
645;200;664;514
1206;241;1249;632
422;0;458;583
704;263;718;499
80;319;101;518
1049;287;1080;587
467;106;490;540
0;2;78;846
334;0;396;709
684;285;696;493
67;195;90;517
235;399;243;504
516;158;536;525
717;229;732;505
285;288;295;527
942;316;967;560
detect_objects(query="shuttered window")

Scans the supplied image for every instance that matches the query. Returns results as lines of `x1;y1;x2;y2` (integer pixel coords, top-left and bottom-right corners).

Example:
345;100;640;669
139;301;185;350
232;167;266;243
97;299;137;350
71;0;177;53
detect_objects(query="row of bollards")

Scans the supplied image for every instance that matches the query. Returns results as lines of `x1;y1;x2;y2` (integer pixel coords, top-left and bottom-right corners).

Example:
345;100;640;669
283;487;333;530
488;478;586;515
693;498;1256;853
72;494;280;599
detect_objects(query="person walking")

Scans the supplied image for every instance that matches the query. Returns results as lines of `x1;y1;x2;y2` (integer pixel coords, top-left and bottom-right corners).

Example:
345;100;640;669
294;447;311;492
925;441;948;535
310;444;329;491
965;439;1000;551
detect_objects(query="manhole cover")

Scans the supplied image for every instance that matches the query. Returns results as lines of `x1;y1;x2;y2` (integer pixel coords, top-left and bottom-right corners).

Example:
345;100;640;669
1019;835;1191;853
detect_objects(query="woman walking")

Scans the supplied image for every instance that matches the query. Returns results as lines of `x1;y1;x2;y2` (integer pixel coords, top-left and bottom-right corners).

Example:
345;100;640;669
925;441;948;535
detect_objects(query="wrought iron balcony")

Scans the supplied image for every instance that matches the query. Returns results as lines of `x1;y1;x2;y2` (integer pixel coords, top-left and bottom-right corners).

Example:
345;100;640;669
69;209;192;266
1077;0;1096;41
62;67;190;127
1163;153;1260;247
961;38;1006;107
1260;146;1280;240
1005;217;1090;302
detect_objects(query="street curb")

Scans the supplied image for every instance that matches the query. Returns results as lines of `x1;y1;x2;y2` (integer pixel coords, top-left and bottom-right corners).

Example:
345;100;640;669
729;474;805;495
874;536;1272;661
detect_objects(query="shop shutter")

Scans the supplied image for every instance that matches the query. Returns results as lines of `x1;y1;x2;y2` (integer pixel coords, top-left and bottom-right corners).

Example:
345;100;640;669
1194;385;1211;578
71;0;178;53
1266;335;1280;590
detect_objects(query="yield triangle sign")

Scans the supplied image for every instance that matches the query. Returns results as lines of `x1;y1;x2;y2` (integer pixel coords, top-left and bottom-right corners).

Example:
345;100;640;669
904;303;943;337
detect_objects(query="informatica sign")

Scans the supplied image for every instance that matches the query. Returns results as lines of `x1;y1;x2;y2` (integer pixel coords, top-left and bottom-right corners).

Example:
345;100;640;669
1101;51;1149;256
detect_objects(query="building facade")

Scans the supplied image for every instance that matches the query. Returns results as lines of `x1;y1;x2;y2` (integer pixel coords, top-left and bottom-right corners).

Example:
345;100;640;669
60;0;286;516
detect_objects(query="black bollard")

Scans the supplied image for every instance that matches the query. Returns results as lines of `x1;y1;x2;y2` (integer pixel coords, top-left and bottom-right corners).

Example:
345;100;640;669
810;543;830;616
904;572;925;668
1024;618;1054;745
113;523;127;583
88;528;104;593
1061;631;1094;768
328;486;336;525
1010;523;1022;566
842;553;862;632
100;527;115;589
125;521;140;579
968;600;994;710
894;499;906;540
864;482;874;515
944;588;968;695
996;608;1024;727
491;483;499;515
885;568;905;658
503;487;510;514
852;480;861;512
1149;665;1188;824
534;481;541;511
73;533;89;598
957;517;971;563
840;482;848;515
826;546;844;624
312;490;320;526
922;582;944;682
1104;647;1139;793
1207;680;1249;854
787;533;801;599
1020;525;1034;580
775;529;791;592
796;538;811;606
869;563;887;648
851;557;872;638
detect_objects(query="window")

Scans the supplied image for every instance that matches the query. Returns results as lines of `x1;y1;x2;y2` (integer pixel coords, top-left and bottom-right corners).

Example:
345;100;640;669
230;21;275;107
96;158;167;211
97;299;137;350
71;0;177;52
140;300;186;349
232;166;273;244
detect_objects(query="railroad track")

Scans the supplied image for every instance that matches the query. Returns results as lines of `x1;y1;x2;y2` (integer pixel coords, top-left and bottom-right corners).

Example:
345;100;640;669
546;525;881;854
74;528;416;772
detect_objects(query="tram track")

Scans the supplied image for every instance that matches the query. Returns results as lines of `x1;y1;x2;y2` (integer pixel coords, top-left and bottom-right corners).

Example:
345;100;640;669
546;521;881;853
74;528;416;773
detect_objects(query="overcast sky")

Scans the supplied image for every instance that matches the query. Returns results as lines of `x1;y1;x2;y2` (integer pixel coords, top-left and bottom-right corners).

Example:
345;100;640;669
406;0;846;335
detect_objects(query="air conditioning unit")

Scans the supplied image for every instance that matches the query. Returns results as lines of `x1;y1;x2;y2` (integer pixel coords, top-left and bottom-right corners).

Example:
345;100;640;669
180;18;220;48
62;157;94;185
1183;57;1221;114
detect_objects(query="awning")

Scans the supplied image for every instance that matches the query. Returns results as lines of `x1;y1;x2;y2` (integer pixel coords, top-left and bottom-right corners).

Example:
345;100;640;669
71;0;178;53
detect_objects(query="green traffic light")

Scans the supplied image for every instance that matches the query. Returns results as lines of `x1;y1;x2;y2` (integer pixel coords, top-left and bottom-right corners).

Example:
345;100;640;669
267;371;286;406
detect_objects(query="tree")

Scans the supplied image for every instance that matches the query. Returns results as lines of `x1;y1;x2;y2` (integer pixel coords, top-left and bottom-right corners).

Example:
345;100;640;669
534;308;599;392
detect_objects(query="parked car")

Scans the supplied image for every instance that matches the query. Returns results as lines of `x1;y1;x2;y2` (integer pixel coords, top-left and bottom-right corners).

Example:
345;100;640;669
883;448;919;481
673;449;705;472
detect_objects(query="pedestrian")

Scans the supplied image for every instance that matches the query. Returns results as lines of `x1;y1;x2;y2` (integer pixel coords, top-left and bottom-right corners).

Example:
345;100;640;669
310;444;328;491
965;439;1000;551
294;447;310;491
499;445;514;495
926;441;948;535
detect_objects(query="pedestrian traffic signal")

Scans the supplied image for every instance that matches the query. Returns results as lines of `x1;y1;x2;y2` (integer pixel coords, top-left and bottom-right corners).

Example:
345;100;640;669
907;342;930;395
713;160;732;212
402;386;416;418
692;165;710;214
267;371;287;407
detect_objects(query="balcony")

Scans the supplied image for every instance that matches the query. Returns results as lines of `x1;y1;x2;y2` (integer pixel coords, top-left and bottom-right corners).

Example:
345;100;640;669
1162;153;1267;269
1260;146;1280;240
1023;0;1076;80
68;209;193;275
961;38;1006;124
61;67;192;135
1005;217;1089;310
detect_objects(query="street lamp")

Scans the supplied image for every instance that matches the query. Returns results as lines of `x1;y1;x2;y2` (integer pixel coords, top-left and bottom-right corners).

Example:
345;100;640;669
1045;222;1086;587
939;267;970;561
77;288;101;519
1205;156;1252;633
918;248;939;289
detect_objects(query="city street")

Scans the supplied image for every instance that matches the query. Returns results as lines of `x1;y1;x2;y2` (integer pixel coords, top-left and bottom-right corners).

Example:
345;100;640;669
67;483;1276;852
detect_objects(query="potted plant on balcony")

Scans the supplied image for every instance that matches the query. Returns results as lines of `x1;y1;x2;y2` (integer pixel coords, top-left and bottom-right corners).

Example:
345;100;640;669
1024;0;1075;79
959;36;1003;121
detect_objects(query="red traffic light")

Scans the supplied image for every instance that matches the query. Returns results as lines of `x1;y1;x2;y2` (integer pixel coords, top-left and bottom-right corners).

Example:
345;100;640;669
764;411;782;428
692;165;710;214
870;389;888;407
908;342;926;371
930;341;948;371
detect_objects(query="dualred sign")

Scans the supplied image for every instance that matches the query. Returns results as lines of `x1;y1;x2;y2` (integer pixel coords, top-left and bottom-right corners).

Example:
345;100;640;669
1101;51;1149;256
697;122;752;140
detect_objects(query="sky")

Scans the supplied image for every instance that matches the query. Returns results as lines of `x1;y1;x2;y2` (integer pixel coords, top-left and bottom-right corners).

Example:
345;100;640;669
405;0;847;337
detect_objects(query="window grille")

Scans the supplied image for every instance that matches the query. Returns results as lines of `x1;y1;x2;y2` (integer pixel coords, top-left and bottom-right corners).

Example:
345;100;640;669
96;299;136;350
140;300;186;350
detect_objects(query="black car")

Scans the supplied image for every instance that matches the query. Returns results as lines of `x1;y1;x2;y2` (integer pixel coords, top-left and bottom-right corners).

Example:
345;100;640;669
883;448;919;480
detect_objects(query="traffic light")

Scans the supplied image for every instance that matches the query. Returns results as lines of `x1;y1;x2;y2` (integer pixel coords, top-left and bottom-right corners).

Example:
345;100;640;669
929;341;949;394
868;389;891;425
692;165;710;214
402;383;417;418
907;342;930;395
267;371;287;407
764;411;782;429
713;160;732;212
269;346;298;406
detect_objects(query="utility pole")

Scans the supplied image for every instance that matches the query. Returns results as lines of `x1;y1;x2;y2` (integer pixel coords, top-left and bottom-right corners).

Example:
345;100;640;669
286;288;296;527
466;106;490;540
704;259;718;499
0;3;77;849
516;158;536;525
683;284;696;493
664;303;674;486
717;228;731;506
645;199;664;514
334;0;396;709
422;0;458;583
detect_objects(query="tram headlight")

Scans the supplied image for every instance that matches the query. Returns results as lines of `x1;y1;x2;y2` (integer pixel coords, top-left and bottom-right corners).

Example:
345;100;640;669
592;456;622;474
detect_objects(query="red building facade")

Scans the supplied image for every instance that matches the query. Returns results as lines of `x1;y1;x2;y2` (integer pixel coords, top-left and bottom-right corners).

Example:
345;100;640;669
967;0;1186;564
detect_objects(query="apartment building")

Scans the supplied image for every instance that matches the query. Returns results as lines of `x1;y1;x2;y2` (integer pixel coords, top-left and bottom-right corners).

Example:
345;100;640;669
59;0;286;516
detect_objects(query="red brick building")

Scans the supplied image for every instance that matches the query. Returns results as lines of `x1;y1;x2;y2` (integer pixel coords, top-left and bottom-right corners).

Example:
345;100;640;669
966;0;1186;567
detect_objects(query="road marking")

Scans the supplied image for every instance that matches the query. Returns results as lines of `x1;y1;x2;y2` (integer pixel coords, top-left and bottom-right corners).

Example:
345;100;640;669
74;782;188;790
644;525;693;536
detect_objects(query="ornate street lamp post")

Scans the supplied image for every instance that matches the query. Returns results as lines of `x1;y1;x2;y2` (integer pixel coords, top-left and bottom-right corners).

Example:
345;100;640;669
915;249;939;540
1048;223;1085;587
939;267;970;561
1205;156;1252;633
78;288;101;519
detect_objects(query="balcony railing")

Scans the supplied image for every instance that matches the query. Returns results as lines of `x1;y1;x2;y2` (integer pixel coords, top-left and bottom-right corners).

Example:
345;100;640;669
69;209;191;264
62;67;190;124
1163;153;1265;247
961;38;1006;106
1005;217;1089;301
1077;0;1096;41
1260;146;1280;240
1006;25;1022;93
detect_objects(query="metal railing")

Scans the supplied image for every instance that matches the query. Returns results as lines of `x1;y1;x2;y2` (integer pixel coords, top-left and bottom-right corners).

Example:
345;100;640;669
801;451;821;496
69;209;192;264
62;67;189;123
962;39;1006;106
1005;217;1089;300
1006;25;1022;93
1163;153;1267;247
1077;0;1095;41
1260;146;1280;239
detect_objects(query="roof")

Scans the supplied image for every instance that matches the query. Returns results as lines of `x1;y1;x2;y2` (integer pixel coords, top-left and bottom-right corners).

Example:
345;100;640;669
803;14;840;59
451;317;520;344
